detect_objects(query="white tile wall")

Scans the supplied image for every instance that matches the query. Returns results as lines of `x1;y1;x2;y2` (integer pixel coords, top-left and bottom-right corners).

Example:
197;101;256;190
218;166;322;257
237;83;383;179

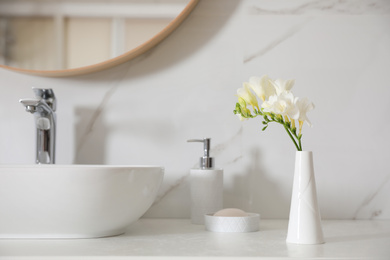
0;0;389;219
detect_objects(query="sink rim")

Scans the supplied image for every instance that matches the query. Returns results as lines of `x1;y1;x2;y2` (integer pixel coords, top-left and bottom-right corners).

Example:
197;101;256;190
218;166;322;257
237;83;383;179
0;164;164;239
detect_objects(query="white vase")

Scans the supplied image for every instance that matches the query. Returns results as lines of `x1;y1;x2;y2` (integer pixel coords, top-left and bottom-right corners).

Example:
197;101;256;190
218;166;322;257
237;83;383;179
286;151;325;244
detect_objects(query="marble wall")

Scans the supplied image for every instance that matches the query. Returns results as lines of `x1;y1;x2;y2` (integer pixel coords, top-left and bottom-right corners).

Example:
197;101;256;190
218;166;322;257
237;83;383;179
0;0;389;219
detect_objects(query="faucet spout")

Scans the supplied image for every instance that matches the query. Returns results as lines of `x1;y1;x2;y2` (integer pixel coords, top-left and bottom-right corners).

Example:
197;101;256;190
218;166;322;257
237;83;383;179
19;88;56;164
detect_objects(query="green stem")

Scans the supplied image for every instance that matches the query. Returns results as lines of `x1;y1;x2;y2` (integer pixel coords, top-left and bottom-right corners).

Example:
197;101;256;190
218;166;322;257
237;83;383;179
284;125;301;151
236;104;305;151
298;137;302;151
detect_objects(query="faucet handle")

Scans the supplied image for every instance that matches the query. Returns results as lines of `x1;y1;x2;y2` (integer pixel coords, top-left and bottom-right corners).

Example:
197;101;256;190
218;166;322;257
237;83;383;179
33;88;56;111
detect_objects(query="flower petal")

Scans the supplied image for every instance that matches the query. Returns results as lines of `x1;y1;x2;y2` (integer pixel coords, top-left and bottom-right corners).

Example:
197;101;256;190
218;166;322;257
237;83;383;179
272;78;295;95
295;97;315;126
237;82;259;109
249;75;276;101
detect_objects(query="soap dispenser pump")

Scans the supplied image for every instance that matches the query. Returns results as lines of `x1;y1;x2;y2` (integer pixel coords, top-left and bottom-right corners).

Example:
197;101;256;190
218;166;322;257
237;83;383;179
187;138;223;224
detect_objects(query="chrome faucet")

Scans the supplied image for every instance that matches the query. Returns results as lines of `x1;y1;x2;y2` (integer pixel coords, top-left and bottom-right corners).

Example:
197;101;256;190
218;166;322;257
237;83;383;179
19;88;56;164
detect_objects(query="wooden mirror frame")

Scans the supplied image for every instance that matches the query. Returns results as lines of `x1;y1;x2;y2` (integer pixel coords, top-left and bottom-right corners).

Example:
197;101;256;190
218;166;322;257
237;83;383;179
0;0;199;77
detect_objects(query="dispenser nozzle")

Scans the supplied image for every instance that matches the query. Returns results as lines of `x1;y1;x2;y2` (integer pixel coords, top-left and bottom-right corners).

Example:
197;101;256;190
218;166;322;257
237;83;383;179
187;138;213;169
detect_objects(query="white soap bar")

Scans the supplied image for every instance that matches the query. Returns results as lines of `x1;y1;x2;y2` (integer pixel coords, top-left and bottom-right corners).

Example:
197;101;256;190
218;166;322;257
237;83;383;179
205;210;260;232
214;208;248;217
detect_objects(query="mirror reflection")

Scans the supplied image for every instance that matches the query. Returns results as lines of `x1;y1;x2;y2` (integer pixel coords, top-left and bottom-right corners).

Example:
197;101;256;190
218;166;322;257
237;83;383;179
0;0;190;70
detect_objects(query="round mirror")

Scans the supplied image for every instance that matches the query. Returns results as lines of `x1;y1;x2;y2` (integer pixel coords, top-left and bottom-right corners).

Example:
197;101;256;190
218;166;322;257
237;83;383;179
0;0;198;77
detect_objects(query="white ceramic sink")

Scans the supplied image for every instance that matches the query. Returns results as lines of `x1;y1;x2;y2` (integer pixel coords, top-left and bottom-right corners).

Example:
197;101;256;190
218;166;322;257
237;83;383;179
0;165;164;239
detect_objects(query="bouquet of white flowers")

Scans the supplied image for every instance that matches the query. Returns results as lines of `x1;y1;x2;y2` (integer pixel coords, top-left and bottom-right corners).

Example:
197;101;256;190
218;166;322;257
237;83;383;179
233;75;314;151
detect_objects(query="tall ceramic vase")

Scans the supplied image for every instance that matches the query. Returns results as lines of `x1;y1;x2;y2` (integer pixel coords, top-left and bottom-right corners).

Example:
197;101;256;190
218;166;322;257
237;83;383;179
286;151;324;244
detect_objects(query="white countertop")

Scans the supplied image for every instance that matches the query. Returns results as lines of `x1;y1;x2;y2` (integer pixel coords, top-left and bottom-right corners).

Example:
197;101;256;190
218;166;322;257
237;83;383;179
1;219;389;259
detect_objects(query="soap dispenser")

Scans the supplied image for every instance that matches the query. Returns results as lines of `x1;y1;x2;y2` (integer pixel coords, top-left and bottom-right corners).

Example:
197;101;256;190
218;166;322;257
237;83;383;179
187;138;223;224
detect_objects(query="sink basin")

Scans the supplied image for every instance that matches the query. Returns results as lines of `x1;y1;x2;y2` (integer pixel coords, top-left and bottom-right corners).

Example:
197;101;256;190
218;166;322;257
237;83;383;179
0;165;164;239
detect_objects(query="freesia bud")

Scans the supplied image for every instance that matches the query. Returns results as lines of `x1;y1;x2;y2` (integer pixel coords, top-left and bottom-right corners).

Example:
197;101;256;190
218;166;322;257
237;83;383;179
237;83;259;110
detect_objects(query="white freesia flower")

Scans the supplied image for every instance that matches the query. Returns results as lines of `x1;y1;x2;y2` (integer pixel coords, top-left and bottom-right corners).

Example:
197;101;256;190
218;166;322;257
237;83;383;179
262;92;299;119
237;82;259;110
295;97;315;127
261;95;284;115
271;78;295;95
248;75;276;102
233;74;314;151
